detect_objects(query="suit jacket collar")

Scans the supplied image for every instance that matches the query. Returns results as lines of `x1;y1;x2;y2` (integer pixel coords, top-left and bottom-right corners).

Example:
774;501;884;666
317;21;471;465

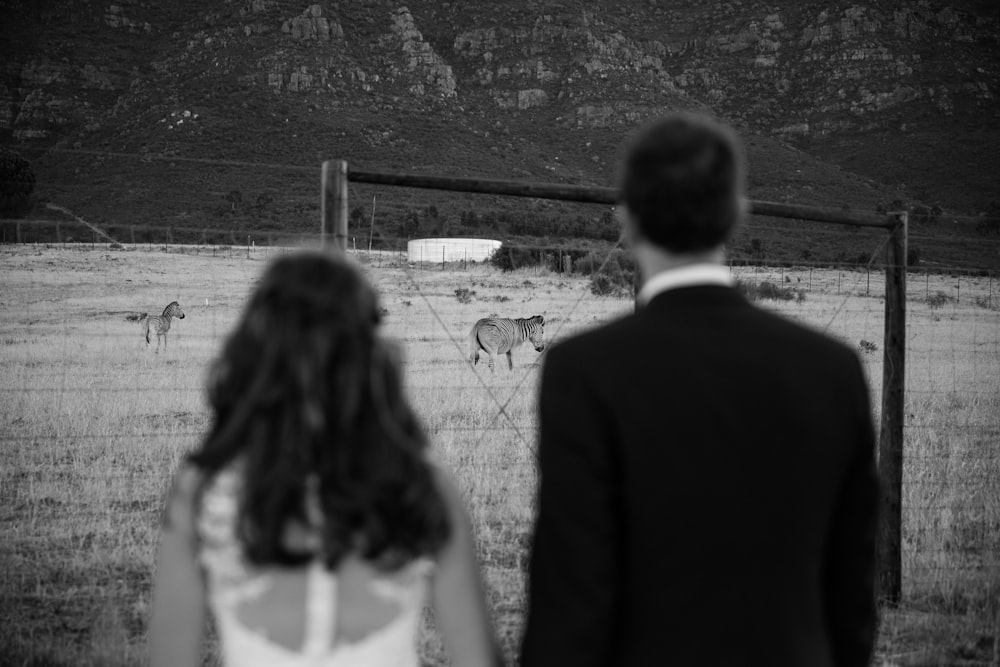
637;264;735;306
641;283;747;314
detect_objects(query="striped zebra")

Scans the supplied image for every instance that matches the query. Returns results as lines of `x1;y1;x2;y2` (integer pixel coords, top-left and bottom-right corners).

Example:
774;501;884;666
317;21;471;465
144;301;185;352
468;315;545;374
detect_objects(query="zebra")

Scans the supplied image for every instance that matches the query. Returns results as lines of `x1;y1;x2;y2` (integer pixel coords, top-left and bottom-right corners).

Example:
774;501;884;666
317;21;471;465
144;301;185;352
468;315;545;374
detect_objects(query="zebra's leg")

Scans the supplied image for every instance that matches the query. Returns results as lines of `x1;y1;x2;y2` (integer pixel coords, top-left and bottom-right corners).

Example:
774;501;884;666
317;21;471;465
506;351;514;370
487;352;496;374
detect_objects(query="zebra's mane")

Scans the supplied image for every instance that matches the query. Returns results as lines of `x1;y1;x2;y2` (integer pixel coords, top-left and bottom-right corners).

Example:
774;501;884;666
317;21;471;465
162;301;180;316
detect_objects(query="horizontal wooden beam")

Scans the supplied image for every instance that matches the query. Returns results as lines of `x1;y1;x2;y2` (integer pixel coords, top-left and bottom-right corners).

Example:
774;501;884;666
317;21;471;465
347;169;618;205
346;168;896;228
748;200;894;228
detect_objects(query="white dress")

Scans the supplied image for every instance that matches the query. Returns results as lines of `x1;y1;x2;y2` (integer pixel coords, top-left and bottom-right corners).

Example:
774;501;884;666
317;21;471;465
196;467;433;667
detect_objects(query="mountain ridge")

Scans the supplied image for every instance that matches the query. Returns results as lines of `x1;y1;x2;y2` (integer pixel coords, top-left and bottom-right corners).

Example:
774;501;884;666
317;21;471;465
1;0;998;266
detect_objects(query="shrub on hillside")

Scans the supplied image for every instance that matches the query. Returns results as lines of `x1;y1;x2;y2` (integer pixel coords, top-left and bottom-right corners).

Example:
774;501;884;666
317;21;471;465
0;150;36;217
976;216;1000;238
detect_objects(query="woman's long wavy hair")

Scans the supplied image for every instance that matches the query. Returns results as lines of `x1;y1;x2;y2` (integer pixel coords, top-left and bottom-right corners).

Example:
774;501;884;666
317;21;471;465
187;251;450;570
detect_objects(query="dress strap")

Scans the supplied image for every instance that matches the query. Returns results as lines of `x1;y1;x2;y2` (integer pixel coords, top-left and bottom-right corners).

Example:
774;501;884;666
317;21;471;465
302;559;337;655
300;475;336;655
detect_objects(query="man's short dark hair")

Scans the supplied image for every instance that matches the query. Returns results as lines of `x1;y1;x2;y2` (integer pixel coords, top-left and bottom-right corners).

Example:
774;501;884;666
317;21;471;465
620;113;745;253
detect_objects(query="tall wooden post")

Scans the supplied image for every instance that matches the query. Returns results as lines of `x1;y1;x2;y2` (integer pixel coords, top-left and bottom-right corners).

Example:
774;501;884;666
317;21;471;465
878;211;907;606
321;160;349;253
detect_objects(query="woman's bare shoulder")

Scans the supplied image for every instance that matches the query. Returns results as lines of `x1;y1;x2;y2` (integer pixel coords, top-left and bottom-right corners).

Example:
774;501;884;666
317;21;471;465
425;459;464;508
161;463;204;535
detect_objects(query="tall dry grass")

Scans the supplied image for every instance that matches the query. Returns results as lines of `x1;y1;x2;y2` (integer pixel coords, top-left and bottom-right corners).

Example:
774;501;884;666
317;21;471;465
0;245;996;665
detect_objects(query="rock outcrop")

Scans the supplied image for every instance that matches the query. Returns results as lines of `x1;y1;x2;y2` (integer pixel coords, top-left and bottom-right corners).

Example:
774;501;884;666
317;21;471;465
388;7;457;98
104;4;151;33
666;4;995;135
281;4;344;41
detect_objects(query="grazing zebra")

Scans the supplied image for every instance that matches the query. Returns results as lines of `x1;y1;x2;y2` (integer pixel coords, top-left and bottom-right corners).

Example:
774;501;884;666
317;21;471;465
144;301;185;352
469;315;545;373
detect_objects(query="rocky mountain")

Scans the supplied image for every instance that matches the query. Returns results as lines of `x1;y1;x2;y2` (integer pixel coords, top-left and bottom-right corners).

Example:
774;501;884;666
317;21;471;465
1;0;997;260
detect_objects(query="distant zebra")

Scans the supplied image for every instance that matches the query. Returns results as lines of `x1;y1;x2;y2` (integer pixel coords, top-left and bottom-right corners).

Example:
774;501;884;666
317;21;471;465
469;315;545;374
144;301;185;352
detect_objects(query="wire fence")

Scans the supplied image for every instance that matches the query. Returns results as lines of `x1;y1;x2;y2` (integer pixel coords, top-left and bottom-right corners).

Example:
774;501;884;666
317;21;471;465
1;174;999;663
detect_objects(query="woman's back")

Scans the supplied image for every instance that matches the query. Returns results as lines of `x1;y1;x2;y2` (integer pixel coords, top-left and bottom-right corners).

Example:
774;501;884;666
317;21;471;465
149;252;501;667
197;465;432;666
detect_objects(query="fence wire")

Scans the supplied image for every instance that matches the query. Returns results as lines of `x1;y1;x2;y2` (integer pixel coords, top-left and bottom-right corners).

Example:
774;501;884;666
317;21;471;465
2;172;1000;664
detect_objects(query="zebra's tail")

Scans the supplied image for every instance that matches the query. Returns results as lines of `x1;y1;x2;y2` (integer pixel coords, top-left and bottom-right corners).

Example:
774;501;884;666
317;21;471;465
468;321;480;365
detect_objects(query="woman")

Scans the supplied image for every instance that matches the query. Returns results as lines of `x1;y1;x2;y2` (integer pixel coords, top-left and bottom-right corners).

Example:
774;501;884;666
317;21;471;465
149;251;502;667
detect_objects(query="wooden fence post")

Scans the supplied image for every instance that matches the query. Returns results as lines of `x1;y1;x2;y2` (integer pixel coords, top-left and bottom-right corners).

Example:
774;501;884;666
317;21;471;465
321;160;349;253
878;211;907;606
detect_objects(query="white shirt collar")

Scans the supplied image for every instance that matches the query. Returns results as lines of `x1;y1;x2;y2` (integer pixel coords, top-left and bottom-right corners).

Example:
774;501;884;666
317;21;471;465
637;263;734;306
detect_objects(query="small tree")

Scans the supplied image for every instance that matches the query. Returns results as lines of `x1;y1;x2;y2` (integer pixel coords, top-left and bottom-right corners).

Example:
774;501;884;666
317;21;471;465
350;205;365;225
401;210;419;237
224;190;243;212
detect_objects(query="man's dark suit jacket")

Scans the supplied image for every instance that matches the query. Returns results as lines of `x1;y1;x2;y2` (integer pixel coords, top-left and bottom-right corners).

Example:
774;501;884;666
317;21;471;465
520;284;878;667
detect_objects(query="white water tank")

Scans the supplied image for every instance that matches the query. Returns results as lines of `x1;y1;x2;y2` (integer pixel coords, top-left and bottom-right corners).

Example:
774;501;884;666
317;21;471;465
407;238;502;264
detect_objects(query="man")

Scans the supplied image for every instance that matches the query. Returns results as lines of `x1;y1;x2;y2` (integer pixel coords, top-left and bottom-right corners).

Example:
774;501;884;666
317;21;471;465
520;113;879;666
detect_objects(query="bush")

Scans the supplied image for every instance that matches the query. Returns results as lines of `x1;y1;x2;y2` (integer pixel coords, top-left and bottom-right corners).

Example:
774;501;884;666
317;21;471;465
974;295;995;310
590;273;629;297
926;291;951;309
859;339;879;354
489;245;547;272
574;248;636;294
454;288;475;304
736;280;806;303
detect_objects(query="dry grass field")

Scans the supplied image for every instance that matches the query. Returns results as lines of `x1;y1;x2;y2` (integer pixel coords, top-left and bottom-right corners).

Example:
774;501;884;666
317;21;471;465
1;244;997;666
